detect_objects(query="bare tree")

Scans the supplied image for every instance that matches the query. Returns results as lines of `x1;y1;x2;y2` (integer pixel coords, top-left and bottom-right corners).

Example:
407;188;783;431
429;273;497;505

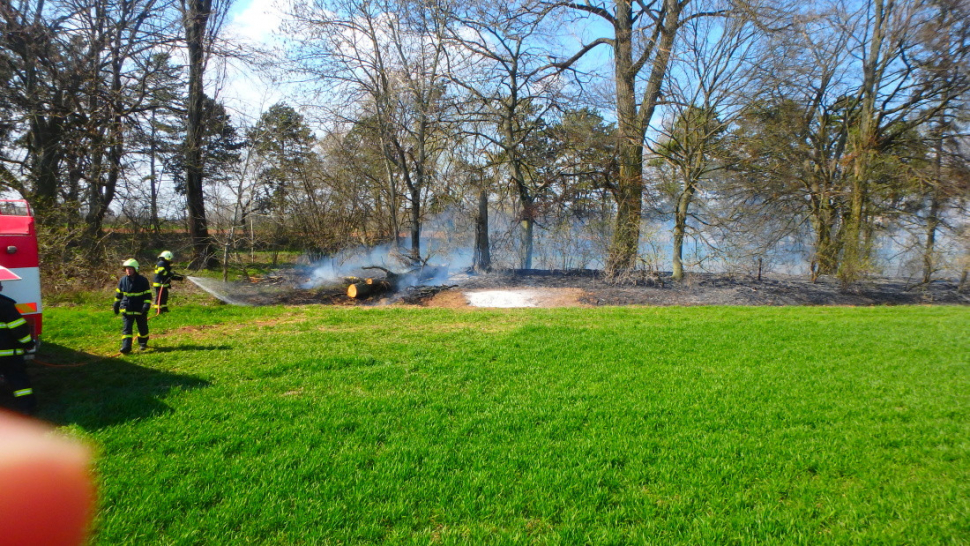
181;0;231;268
915;0;970;283
650;11;763;280
1;0;184;253
287;0;456;265
127;53;186;237
73;0;183;252
445;2;568;269
0;1;75;216
838;0;970;284
543;0;704;273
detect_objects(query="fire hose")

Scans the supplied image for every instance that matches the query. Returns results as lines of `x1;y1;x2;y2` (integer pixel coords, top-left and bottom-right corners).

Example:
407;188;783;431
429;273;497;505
153;285;165;317
31;357;89;368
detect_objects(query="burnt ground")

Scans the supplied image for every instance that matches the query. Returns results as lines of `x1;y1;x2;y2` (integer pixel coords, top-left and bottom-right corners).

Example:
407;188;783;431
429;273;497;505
191;268;970;308
439;269;970;307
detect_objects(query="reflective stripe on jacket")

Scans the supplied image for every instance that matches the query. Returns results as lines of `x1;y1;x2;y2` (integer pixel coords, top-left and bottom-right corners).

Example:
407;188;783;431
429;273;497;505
116;273;152;312
154;258;175;288
0;293;33;355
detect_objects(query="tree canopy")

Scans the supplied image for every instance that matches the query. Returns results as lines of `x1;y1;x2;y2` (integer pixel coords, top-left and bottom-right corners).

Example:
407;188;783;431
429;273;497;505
1;0;968;285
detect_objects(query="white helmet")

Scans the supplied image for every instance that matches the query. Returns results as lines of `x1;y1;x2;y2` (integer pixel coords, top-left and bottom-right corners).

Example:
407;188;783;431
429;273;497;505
122;258;140;271
159;250;174;261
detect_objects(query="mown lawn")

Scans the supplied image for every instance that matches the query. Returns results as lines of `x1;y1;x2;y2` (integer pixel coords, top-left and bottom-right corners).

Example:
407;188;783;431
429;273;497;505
31;303;970;544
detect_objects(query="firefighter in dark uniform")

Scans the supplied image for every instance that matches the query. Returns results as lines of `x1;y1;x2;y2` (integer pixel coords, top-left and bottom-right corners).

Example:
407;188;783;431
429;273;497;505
114;258;152;353
152;250;183;314
0;277;37;414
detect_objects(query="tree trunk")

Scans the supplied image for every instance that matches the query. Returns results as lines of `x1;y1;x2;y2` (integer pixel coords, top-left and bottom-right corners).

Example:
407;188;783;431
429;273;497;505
809;190;839;281
923;126;945;284
840;151;871;285
839;0;887;286
183;0;216;269
82;43;125;258
521;217;534;270
409;184;421;264
671;181;696;281
473;185;490;272
505;96;537;270
515;164;535;269
922;190;941;284
82;120;121;256
606;0;681;273
379;135;401;249
27;116;65;220
149;110;160;236
607;1;642;273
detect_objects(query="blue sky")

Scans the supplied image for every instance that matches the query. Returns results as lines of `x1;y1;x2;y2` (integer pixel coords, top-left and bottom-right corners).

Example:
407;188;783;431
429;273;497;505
217;0;291;123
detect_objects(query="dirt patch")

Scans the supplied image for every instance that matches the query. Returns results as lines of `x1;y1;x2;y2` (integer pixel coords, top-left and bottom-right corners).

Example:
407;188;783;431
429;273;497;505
170;324;219;334
426;290;473;309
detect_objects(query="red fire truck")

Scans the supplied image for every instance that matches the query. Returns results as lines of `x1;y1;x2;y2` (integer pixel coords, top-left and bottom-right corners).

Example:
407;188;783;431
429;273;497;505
0;200;42;350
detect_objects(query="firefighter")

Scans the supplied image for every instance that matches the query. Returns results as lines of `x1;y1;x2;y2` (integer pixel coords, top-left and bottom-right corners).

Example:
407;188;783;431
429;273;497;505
114;258;152;354
0;278;37;415
152;250;184;314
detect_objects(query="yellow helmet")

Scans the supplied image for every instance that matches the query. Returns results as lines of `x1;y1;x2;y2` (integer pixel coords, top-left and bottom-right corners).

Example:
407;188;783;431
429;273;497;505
159;250;174;261
122;258;140;271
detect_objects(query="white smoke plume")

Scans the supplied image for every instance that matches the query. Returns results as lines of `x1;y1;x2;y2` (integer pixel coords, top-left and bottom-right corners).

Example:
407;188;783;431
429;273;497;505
300;243;474;289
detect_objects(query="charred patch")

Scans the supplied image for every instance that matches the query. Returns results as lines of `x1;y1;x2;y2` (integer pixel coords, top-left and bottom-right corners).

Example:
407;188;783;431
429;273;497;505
192;268;969;308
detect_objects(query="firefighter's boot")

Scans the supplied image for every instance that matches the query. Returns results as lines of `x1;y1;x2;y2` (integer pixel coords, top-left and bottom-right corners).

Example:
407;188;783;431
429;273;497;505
120;338;133;354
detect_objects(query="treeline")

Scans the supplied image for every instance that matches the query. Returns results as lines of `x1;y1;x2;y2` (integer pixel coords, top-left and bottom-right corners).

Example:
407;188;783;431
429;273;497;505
1;0;968;290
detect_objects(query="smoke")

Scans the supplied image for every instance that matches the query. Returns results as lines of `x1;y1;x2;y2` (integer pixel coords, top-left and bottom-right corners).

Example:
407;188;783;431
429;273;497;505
300;243;475;289
299;211;477;289
299;243;403;288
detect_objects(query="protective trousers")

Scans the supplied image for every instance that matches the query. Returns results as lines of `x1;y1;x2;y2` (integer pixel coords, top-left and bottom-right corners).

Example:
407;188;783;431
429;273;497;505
153;285;169;313
0;355;36;415
121;312;149;352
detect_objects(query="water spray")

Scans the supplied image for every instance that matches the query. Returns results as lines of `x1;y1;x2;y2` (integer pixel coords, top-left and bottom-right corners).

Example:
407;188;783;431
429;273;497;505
185;276;254;306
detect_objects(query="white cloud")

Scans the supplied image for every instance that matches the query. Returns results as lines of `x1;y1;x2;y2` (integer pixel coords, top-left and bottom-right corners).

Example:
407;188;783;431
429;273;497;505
216;0;295;123
228;0;289;43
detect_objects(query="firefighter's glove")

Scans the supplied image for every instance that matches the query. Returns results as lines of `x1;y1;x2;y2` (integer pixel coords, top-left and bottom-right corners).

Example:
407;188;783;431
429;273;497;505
113;301;121;315
142;302;151;315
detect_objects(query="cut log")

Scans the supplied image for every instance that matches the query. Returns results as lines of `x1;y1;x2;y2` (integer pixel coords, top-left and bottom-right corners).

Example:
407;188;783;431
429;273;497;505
347;264;449;299
347;280;392;298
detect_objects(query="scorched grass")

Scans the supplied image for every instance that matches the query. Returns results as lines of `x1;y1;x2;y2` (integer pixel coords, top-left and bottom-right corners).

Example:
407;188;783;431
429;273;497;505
33;304;970;544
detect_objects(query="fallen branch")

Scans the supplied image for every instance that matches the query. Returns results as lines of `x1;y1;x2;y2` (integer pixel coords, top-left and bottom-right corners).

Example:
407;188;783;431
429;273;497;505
346;264;448;299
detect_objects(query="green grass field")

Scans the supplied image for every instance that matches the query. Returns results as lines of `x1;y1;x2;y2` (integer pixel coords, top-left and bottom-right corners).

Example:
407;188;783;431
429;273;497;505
29;302;970;544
